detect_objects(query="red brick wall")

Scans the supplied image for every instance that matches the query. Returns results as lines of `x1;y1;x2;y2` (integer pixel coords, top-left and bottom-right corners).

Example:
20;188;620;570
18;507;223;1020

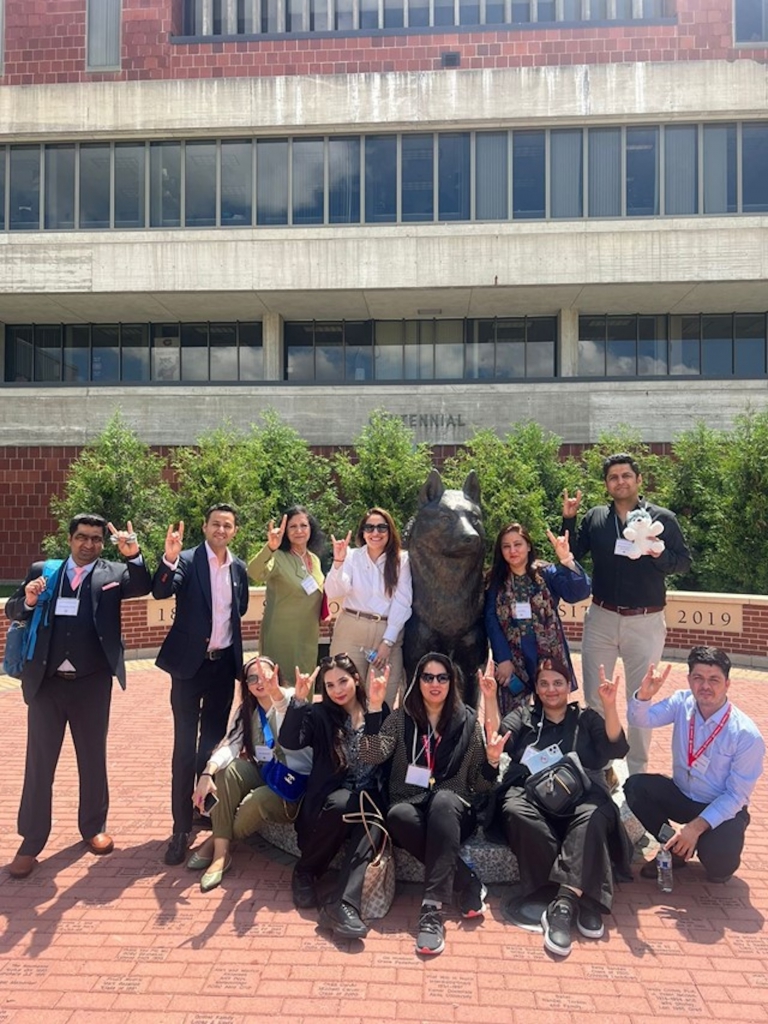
1;0;766;87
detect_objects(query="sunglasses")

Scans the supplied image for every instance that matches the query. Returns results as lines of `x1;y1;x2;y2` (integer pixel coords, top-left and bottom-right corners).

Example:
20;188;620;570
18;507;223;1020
420;672;451;684
363;523;389;534
320;654;354;667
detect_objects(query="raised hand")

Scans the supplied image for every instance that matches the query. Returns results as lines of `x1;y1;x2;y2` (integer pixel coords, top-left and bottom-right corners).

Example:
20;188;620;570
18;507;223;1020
267;515;287;552
561;488;582;519
108;520;140;558
637;661;672;702
163;521;184;563
331;531;351;563
24;574;48;608
368;664;390;710
546;527;574;566
478;653;499;705
597;664;621;710
294;665;320;702
261;661;284;703
485;720;511;766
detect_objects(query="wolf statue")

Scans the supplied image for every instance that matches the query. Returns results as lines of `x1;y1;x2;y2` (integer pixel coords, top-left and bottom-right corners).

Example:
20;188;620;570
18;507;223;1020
403;470;487;707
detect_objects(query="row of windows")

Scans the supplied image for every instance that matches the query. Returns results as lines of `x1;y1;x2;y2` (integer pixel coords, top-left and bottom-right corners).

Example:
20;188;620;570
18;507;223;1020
4;122;768;232
181;0;671;35
5;314;768;383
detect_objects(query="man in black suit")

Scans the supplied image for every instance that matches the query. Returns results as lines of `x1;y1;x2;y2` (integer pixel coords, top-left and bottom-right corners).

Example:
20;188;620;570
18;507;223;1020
5;514;152;879
153;504;249;865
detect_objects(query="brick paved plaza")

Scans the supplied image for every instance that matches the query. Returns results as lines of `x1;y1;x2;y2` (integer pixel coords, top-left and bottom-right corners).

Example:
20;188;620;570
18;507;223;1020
1;656;766;1024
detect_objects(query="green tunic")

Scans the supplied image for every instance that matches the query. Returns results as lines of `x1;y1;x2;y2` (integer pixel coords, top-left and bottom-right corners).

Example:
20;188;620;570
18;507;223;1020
248;545;324;674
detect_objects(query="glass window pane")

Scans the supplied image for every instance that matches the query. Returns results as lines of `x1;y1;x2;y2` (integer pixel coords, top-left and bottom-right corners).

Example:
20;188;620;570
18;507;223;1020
35;326;63;382
588;128;620;217
336;0;355;28
293;139;324;225
9;146;41;231
87;0;121;69
476;132;508;220
550;129;583;218
210;323;238;380
360;0;379;28
374;321;403;380
44;145;75;230
590;0;607;16
512;131;545;219
262;0;279;31
578;316;605;376
0;150;4;231
287;0;306;31
404;320;433;379
79;144;111;229
63;325;90;382
152;326;181;381
6;326;34;382
257;140;289;225
734;314;766;377
735;0;766;42
365;135;397;223
664;125;697;215
465;320;495;379
409;0;430;26
329;137;360;224
538;0;555;19
637;315;668;375
384;0;404;27
496;318;525;378
485;0;505;23
434;0;454;25
239;322;264;380
344;321;373;380
402;135;434;223
626;127;658;217
285;322;315;380
150;143;181;228
562;0;581;17
460;0;480;24
434;320;464;379
315;322;343;381
238;0;256;31
703;124;737;214
181;324;209;380
512;1;531;22
743;123;768;213
121;324;150;382
91;325;120;382
309;0;327;29
221;140;252;226
669;315;700;375
438;133;470;221
185;141;217;228
701;315;733;376
527;318;557;376
114;143;145;229
606;316;637;375
614;0;631;16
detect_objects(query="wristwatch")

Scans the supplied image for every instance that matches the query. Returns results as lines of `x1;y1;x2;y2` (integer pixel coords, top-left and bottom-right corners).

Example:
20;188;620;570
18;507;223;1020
383;638;394;648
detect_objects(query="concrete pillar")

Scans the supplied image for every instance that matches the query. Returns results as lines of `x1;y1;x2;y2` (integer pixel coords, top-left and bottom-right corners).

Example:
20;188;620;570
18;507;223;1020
262;312;284;380
559;308;579;378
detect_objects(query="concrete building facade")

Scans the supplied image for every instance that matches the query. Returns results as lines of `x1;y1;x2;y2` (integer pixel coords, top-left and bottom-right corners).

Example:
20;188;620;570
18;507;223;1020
1;0;768;576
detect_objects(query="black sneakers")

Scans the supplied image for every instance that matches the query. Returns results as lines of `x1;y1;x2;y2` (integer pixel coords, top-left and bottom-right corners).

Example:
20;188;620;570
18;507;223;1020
576;900;605;940
291;868;317;909
164;832;190;866
318;899;369;939
542;897;575;957
458;870;488;919
416;904;445;955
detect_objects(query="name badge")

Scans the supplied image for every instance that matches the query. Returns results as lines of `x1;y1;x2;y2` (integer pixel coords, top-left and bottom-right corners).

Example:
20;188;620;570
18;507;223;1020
405;764;432;788
514;601;532;619
691;752;710;775
301;575;319;596
55;597;80;617
521;742;562;775
255;745;273;762
614;538;635;557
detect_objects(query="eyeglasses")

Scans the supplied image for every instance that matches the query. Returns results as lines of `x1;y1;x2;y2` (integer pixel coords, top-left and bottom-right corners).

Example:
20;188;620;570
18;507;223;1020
320;654;353;667
538;680;569;691
420;672;451;684
363;523;389;534
246;675;262;685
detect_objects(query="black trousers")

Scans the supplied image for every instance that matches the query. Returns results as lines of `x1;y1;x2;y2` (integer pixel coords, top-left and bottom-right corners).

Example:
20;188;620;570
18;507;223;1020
500;787;616;911
170;650;236;834
386;790;476;905
625;773;750;879
295;789;380;912
18;670;113;857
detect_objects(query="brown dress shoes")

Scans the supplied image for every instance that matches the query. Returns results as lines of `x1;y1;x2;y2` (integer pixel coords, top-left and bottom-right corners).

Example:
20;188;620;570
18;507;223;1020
85;833;115;855
8;853;38;879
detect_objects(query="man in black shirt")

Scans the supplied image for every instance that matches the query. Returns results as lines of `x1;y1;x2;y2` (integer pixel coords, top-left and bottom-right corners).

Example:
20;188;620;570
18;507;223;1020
563;454;691;775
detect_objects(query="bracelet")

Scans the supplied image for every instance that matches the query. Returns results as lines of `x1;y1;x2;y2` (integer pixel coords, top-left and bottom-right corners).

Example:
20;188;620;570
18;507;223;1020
200;771;215;778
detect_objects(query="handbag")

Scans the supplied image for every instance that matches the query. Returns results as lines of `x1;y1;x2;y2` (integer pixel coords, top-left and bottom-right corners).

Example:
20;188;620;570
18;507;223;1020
261;757;308;802
523;708;591;817
342;790;396;920
2;560;64;679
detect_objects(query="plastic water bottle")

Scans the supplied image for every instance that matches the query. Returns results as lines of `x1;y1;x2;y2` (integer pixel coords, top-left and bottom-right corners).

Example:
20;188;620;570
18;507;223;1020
656;848;673;892
361;647;378;664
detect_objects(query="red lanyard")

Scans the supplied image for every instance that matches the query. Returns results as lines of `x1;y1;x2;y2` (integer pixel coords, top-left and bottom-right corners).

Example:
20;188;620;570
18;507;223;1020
422;732;441;773
688;705;731;768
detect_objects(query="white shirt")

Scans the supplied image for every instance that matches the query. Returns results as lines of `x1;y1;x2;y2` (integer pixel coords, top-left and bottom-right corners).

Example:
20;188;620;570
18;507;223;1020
325;547;413;644
205;541;234;652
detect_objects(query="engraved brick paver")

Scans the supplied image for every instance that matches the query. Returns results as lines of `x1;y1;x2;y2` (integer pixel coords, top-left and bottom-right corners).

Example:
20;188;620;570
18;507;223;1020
0;657;765;1023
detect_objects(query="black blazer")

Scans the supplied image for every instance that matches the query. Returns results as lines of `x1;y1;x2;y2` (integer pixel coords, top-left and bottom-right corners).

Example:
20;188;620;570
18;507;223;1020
5;558;152;704
152;544;249;680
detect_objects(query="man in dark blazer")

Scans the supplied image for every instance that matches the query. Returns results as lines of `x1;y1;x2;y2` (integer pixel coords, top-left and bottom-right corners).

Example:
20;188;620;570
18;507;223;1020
153;503;249;865
5;513;151;879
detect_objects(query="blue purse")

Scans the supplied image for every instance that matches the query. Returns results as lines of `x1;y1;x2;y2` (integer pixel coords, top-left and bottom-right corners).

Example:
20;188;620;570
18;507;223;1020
2;560;63;679
257;706;308;802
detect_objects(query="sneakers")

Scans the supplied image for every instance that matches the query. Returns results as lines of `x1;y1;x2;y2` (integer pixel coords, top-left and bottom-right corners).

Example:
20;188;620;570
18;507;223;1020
318;899;369;939
291;868;317;909
576;900;605;940
458;870;488;919
541;897;575;957
164;832;190;866
416;904;445;955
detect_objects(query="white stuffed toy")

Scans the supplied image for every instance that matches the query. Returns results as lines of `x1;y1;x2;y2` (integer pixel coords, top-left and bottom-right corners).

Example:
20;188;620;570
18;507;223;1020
623;508;665;559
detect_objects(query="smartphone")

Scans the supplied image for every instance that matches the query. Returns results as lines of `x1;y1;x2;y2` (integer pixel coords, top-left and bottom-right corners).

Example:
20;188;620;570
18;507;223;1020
203;792;219;815
657;822;676;844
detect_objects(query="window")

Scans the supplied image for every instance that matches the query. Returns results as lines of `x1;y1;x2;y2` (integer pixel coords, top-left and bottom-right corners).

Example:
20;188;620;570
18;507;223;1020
329;138;360;224
150;143;181;228
742;123;768;213
664;125;697;215
735;0;768;43
513;131;545;219
588;129;621;217
550;129;583;218
221;140;253;226
438;134;470;222
626;127;659;217
703;124;737;215
293;139;325;226
9;146;41;231
87;0;121;70
475;133;508;221
185;141;217;228
365;136;397;223
80;145;111;229
402;136;434;223
579;315;669;376
44;146;75;230
257;140;288;225
115;143;146;229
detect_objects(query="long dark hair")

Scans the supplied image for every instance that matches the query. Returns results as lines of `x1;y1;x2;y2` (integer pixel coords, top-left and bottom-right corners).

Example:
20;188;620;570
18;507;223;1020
277;505;325;557
403;652;462;737
488;522;544;590
235;656;282;762
355;506;402;597
319;653;367;770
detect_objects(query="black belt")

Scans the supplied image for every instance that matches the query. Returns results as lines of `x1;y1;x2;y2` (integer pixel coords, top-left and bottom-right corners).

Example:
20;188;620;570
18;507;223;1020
54;670;78;680
593;599;664;617
204;647;232;661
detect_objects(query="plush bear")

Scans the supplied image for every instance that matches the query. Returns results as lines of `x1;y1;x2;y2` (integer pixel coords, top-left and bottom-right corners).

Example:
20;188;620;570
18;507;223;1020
623;508;665;559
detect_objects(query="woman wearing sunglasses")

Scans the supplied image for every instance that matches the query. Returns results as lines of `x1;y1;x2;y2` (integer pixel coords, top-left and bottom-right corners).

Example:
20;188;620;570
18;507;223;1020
187;656;312;892
325;507;412;707
359;652;507;956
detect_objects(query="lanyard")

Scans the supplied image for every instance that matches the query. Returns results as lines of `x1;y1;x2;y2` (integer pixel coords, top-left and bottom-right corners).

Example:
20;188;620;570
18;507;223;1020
257;706;275;749
688;705;730;768
411;723;440;771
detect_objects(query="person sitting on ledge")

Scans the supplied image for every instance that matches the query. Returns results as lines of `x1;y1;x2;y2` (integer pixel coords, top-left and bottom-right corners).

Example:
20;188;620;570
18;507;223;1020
625;646;765;884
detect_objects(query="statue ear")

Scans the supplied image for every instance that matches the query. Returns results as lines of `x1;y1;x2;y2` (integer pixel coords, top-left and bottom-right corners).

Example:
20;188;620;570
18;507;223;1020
463;470;481;505
419;470;445;506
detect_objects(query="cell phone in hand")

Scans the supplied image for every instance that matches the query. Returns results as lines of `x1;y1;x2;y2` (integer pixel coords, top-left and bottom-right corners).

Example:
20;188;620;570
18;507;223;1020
203;792;218;815
657;822;675;844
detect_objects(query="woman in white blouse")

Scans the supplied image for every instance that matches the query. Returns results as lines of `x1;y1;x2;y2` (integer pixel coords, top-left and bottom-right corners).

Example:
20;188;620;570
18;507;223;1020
326;507;412;707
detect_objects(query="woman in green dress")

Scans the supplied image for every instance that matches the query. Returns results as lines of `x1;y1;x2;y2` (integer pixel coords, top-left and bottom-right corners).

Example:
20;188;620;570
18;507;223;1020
249;506;325;674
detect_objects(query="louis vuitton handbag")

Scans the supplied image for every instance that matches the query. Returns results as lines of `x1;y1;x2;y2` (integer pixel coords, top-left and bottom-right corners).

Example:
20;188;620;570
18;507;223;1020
343;790;396;920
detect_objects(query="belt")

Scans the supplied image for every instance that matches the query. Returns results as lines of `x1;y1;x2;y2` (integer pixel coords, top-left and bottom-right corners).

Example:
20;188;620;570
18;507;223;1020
344;608;388;623
204;647;232;661
593;599;664;617
55;670;78;680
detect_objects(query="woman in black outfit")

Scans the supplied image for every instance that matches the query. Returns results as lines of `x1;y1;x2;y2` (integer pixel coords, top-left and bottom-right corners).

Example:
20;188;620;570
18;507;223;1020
278;653;388;940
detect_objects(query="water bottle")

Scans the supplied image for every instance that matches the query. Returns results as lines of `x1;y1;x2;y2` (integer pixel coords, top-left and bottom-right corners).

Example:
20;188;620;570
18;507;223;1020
361;647;378;664
656;848;673;893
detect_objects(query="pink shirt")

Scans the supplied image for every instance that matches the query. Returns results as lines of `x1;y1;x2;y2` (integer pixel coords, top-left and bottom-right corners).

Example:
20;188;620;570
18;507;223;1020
205;542;234;652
